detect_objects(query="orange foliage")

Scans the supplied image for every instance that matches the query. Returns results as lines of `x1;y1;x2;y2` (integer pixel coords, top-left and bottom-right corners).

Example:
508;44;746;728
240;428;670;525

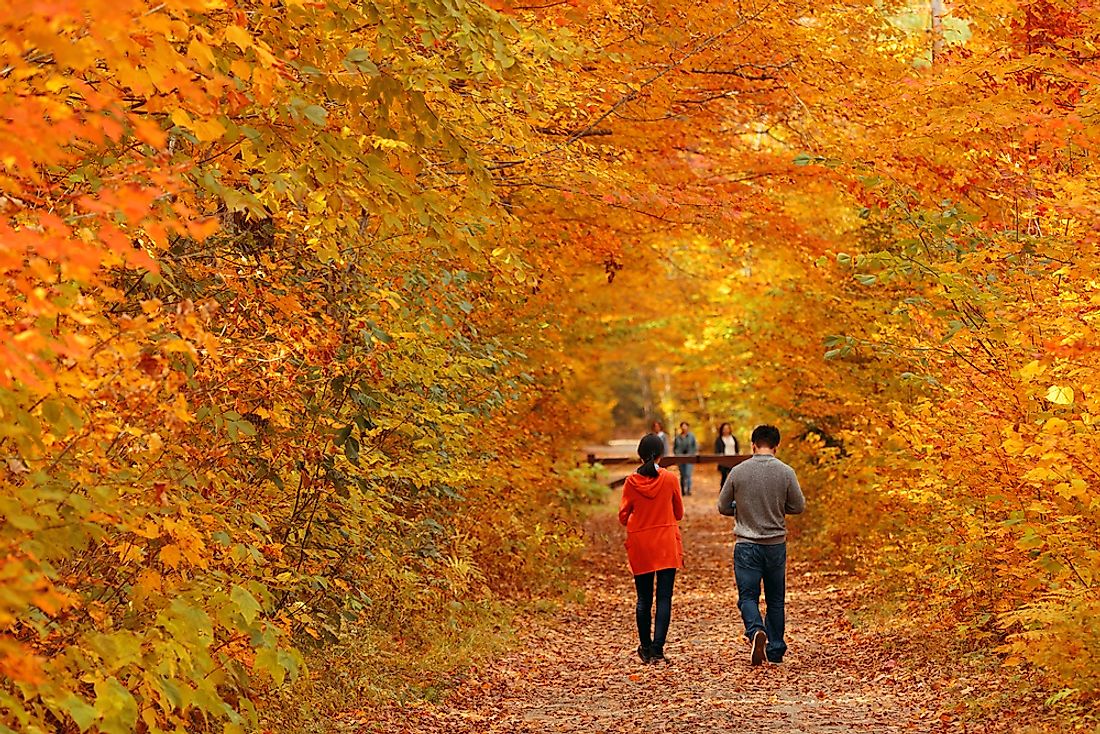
4;0;1100;728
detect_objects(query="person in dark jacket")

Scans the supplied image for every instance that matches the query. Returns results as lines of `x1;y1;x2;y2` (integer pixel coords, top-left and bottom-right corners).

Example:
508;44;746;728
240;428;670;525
673;422;698;496
714;422;740;488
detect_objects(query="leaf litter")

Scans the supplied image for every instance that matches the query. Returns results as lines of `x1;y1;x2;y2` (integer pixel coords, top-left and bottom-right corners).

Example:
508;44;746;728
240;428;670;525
358;472;1068;734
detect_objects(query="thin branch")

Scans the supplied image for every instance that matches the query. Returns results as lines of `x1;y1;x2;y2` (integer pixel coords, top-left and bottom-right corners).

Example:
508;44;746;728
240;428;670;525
690;59;795;79
560;7;771;145
535;127;613;138
515;0;571;8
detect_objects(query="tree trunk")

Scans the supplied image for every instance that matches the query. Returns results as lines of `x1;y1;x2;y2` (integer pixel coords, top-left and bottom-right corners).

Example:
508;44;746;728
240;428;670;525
931;0;946;63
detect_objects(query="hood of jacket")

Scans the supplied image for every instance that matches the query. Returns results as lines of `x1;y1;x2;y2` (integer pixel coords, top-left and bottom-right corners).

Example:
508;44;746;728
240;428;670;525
630;470;666;498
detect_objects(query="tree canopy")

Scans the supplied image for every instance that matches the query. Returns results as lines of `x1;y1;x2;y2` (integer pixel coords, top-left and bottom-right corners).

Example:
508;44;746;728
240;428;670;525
1;0;1098;729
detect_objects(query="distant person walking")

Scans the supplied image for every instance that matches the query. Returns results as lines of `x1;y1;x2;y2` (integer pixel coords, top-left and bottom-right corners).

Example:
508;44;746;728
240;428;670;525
650;420;670;457
714;422;740;488
717;424;805;665
673;421;698;496
619;433;684;664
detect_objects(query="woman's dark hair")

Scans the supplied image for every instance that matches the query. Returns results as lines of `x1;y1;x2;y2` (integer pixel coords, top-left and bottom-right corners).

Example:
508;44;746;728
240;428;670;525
636;433;665;477
718;422;732;437
751;424;781;449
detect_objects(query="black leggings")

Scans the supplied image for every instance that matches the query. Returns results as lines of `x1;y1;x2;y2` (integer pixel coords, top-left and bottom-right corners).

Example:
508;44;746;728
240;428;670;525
634;569;676;651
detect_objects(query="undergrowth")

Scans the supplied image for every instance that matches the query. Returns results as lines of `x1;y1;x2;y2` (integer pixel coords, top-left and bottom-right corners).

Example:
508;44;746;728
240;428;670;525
261;464;608;731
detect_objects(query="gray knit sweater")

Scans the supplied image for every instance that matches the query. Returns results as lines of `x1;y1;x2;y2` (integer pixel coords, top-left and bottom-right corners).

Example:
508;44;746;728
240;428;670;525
717;454;805;544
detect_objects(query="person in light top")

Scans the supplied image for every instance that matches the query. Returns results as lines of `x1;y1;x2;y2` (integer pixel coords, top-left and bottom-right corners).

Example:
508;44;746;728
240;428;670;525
618;433;684;664
649;420;669;456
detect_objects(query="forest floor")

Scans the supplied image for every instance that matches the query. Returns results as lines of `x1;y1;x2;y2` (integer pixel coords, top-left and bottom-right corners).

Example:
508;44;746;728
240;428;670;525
358;469;1063;734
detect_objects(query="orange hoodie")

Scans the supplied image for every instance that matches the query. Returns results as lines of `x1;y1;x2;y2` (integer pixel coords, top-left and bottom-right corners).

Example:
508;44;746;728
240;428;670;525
618;467;684;575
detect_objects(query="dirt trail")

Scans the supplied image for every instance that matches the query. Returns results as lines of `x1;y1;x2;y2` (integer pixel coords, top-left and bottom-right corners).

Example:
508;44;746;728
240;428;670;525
366;469;1023;734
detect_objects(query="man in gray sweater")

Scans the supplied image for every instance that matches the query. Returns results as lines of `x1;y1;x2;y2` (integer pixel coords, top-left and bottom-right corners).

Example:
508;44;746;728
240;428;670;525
717;424;805;665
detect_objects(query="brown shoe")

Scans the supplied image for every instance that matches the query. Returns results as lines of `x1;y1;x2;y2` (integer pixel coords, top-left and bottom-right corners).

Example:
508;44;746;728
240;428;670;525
750;630;767;666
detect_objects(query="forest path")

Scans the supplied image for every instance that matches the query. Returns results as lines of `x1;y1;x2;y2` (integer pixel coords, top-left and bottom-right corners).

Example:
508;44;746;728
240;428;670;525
365;468;1013;734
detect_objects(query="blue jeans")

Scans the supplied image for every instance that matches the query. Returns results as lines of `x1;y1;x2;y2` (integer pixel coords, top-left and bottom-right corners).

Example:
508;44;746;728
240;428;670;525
734;542;787;662
678;462;694;495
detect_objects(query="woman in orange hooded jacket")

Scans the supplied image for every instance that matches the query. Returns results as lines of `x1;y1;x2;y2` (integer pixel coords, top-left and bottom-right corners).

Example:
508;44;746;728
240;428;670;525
618;433;684;663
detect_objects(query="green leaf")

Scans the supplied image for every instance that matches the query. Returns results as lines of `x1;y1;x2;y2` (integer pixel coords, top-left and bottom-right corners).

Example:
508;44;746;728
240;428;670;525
277;649;300;681
60;695;97;732
0;496;38;530
88;631;143;668
41;399;62;427
231;585;262;625
303;105;327;126
344;436;360;464
93;678;138;734
255;647;285;685
344;49;380;75
160;599;213;646
1045;688;1077;706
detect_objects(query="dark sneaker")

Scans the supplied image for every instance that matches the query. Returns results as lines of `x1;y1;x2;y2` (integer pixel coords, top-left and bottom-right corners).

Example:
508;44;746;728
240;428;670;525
766;656;783;665
750;631;767;666
637;644;651;664
649;645;667;663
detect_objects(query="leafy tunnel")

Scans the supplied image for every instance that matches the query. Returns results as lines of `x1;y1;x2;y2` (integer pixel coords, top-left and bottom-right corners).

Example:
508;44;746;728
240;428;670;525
0;0;1098;730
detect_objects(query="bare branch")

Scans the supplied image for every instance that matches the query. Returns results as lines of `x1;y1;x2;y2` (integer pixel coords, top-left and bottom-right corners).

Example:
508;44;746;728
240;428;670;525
559;7;771;145
535;127;613;138
690;59;796;80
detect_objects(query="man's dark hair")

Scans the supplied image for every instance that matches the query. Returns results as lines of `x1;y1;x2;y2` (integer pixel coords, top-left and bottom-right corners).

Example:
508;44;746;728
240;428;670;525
679;421;689;429
751;424;781;449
